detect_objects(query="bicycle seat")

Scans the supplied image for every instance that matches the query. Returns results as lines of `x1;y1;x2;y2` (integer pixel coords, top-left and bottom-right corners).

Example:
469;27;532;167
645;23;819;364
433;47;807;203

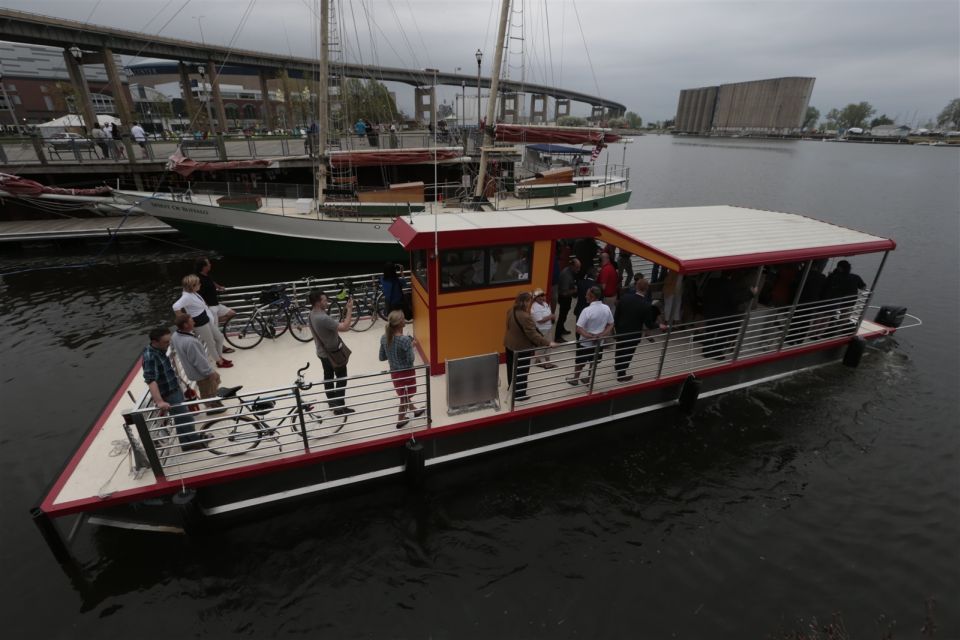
217;385;244;398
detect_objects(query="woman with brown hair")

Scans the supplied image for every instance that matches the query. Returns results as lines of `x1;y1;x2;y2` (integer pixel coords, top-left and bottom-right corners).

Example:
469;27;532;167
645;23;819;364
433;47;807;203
379;310;424;428
503;291;556;401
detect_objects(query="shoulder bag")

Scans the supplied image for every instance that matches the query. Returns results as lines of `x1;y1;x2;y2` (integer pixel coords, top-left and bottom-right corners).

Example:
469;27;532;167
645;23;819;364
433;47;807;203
309;312;352;368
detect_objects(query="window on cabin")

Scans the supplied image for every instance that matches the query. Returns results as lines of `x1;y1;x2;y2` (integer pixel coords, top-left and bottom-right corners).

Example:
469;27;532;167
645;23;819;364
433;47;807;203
439;244;532;292
412;250;429;291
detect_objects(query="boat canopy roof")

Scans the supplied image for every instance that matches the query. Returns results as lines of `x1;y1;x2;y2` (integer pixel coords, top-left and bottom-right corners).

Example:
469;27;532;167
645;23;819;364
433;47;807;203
495;124;621;145
389;206;896;273
526;143;592;155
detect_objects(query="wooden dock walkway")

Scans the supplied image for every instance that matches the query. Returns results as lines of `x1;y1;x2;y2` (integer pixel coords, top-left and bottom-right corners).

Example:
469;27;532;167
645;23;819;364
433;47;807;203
0;215;175;242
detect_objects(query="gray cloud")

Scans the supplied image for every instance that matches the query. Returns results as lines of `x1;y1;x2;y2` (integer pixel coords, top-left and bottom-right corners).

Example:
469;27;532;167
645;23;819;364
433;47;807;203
4;0;958;124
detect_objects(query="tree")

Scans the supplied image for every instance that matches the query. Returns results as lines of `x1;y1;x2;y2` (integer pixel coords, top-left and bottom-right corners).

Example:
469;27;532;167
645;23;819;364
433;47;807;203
837;102;875;129
824;108;841;129
870;114;894;127
557;115;587;127
340;78;398;126
624;111;642;128
937;98;960;129
803;106;820;130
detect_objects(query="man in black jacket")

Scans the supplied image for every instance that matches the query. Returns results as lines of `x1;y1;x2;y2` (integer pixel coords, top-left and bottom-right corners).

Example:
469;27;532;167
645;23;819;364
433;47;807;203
613;279;661;381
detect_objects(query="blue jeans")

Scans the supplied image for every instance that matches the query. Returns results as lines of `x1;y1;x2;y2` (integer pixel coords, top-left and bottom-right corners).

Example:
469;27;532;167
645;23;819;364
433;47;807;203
163;389;201;445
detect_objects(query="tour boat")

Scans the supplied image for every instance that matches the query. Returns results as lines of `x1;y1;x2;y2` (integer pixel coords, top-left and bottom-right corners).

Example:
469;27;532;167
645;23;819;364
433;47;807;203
33;205;919;565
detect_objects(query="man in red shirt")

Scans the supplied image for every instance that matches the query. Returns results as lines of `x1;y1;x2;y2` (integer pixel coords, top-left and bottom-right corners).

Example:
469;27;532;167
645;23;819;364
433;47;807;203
597;251;619;311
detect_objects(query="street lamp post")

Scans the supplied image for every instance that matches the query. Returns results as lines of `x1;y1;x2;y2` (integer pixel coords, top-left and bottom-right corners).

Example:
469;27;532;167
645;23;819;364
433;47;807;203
475;49;482;132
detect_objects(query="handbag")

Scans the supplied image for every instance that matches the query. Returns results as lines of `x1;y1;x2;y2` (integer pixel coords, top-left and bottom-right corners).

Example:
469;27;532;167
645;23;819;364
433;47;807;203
326;338;352;368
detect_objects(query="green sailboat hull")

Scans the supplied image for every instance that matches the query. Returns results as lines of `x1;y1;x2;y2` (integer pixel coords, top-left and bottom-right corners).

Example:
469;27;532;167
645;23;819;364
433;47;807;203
160;219;407;262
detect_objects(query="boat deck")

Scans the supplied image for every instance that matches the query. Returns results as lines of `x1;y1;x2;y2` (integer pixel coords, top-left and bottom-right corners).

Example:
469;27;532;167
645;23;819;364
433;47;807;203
0;215;174;242
44;302;893;515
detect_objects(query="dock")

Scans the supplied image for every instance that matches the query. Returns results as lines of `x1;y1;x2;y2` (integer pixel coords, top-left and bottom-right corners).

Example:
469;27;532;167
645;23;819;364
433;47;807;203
0;215;175;242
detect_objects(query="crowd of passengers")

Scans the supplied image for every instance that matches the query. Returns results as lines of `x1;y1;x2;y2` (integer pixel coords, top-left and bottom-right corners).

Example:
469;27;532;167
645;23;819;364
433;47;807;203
140;260;418;453
503;239;868;400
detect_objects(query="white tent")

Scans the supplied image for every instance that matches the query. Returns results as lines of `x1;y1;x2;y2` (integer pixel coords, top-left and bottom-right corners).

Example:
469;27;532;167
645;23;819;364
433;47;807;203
37;114;121;137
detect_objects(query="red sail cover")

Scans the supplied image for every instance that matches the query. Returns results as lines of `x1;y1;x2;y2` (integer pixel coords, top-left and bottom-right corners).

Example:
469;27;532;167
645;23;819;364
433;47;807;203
494;124;621;145
167;149;272;178
329;148;463;168
0;173;112;197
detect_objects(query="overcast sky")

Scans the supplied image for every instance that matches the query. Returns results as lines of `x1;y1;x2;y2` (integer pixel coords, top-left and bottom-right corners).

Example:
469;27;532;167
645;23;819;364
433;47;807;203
5;0;959;124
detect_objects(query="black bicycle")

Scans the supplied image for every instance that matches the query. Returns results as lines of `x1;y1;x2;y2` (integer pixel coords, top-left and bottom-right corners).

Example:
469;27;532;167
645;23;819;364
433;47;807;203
223;284;313;349
200;363;342;456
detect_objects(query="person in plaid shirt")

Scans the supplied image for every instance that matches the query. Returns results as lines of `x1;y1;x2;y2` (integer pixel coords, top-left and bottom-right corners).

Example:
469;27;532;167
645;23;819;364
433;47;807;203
142;327;207;451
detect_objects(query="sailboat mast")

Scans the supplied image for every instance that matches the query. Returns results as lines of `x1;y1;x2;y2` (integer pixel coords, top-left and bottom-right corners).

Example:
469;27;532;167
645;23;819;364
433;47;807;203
317;0;329;204
473;0;510;200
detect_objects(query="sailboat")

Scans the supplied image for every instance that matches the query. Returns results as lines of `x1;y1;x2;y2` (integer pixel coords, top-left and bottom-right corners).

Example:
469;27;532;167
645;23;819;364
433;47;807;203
113;0;631;261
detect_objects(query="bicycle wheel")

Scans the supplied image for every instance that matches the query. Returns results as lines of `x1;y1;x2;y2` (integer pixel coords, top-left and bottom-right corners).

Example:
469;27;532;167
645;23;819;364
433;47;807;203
351;292;377;332
263;305;289;338
224;314;265;349
326;299;345;324
288;307;313;342
202;414;262;456
375;291;389;321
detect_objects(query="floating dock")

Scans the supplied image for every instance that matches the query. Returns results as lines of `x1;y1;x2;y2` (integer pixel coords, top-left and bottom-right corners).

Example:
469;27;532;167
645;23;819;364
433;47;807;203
0;215;175;243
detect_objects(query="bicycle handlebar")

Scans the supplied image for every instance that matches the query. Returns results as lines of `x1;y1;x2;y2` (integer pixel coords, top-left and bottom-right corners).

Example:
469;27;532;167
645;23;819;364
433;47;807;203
296;362;313;390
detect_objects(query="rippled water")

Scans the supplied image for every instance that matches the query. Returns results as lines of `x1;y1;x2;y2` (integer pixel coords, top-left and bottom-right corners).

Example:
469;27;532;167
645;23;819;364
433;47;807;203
1;136;957;637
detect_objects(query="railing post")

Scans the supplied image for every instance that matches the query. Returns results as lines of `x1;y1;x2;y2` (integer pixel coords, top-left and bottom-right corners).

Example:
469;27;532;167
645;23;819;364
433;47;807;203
423;365;432;427
293;386;311;453
121;412;152;473
856;250;888;327
30;133;48;165
128;410;166;480
776;260;812;352
731;268;764;362
656;323;673;379
586;340;602;393
509;350;520;411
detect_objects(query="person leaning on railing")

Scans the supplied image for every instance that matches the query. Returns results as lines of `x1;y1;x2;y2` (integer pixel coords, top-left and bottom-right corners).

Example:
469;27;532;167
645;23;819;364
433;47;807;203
142;326;209;452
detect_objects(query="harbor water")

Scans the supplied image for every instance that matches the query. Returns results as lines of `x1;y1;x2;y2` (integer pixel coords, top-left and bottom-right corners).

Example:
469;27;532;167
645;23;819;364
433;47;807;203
0;136;957;637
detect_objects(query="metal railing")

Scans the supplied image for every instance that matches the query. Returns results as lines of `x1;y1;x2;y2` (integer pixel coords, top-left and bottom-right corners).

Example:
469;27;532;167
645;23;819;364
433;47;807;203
507;291;870;408
124;364;431;480
0;130;470;167
491;163;630;210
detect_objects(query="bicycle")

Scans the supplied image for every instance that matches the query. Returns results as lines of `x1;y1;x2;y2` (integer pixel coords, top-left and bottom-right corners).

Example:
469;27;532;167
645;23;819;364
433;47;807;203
201;363;343;456
223;284;313;349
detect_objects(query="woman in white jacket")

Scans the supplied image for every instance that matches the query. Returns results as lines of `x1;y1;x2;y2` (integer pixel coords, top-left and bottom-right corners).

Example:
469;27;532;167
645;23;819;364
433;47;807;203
172;274;233;368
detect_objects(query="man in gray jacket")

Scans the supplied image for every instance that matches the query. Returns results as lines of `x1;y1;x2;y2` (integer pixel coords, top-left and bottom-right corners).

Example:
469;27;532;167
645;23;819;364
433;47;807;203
171;312;223;409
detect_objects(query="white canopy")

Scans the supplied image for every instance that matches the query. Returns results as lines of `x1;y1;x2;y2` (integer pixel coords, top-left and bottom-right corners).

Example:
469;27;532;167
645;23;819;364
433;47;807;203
38;114;121;137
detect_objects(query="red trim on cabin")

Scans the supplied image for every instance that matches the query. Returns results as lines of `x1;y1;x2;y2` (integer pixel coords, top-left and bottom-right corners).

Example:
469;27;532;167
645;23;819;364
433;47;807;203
41;335;856;518
388;217;418;248
428;254;440;371
677;241;896;274
40;357;144;514
394;223;599;251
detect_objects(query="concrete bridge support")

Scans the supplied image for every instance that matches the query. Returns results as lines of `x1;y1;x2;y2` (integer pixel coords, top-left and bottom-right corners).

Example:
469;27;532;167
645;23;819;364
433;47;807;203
499;93;518;123
208;59;228;135
554;99;570;121
415;86;436;125
177;62;202;130
529;94;547;123
259;70;275;131
61;49;97;135
591;104;605;121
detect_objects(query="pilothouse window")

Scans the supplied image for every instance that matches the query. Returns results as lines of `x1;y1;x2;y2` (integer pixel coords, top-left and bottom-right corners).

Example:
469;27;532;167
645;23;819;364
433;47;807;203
439;244;532;292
